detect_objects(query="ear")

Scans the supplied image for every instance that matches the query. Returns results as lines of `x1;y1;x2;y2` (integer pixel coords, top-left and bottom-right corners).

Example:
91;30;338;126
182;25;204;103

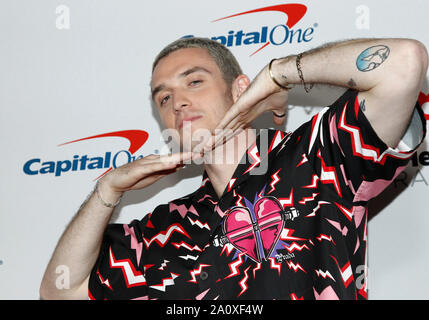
231;74;251;103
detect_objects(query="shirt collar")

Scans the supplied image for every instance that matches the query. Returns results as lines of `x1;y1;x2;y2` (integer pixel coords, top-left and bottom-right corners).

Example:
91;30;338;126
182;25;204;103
192;129;291;208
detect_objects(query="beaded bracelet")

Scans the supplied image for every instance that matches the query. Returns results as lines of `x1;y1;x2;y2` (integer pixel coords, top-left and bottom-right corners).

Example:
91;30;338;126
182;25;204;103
95;182;122;208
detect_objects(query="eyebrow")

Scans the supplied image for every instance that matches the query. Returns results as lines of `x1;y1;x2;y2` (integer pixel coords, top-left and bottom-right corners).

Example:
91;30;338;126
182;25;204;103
151;66;212;100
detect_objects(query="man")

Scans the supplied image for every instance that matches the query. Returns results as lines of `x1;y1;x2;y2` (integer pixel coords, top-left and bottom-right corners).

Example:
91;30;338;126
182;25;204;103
40;37;427;300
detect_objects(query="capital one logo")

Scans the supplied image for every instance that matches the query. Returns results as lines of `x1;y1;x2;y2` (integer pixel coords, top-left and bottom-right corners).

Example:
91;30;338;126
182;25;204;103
184;3;316;56
23;130;149;179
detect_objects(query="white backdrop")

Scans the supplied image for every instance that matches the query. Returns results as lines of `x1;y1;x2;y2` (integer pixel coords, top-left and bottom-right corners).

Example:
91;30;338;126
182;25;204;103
1;0;428;300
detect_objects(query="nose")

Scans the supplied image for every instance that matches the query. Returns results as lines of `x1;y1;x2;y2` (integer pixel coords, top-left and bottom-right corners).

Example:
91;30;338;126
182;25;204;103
173;90;191;112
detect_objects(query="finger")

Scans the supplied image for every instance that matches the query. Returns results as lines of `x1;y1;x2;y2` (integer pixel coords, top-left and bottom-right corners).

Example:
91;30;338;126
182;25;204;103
271;100;287;125
158;151;194;164
272;110;286;118
134;152;192;165
214;104;243;131
212;111;247;147
198;134;215;154
225;126;245;143
145;160;182;174
115;160;175;191
192;134;212;156
201;132;224;154
205;128;231;152
269;91;288;116
221;113;243;132
272;111;287;126
130;153;185;168
145;154;161;160
127;154;161;166
204;127;245;153
210;115;252;151
230;121;246;134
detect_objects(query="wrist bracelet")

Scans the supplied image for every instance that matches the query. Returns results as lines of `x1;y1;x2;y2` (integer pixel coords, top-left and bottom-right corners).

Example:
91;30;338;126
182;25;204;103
95;182;122;208
296;53;314;93
268;58;294;90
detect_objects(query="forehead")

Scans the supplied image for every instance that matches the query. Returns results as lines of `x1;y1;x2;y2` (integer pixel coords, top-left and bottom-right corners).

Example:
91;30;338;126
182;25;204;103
151;47;221;87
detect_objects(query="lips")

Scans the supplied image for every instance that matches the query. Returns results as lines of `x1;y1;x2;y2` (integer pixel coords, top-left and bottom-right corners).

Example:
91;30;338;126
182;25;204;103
178;116;203;129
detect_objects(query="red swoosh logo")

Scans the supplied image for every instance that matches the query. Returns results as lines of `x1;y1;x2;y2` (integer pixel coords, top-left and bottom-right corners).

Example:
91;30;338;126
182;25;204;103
418;91;429;120
212;4;307;28
212;4;308;56
59;130;149;179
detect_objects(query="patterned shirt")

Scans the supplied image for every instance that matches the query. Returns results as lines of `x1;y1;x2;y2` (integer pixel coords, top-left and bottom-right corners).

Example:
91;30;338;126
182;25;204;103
88;89;426;300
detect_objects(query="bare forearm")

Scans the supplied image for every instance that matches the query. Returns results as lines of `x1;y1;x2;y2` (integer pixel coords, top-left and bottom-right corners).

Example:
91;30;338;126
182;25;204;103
270;38;427;147
273;38;427;92
40;183;121;299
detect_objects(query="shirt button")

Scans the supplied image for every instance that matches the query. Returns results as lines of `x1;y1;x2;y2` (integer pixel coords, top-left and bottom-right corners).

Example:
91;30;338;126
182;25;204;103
199;271;209;281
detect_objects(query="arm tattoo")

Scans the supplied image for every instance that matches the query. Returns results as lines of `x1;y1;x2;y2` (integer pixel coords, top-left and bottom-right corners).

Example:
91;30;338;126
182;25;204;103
356;45;390;72
359;99;366;112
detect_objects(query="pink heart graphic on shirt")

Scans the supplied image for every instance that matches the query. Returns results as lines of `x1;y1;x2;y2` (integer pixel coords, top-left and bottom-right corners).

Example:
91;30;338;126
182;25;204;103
223;197;285;263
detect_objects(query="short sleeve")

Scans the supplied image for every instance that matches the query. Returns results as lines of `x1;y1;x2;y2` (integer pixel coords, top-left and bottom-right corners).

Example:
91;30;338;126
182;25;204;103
88;214;150;300
312;89;426;202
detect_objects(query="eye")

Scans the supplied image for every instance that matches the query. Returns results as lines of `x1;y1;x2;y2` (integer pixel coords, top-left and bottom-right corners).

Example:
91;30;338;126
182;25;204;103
160;95;170;106
189;79;202;86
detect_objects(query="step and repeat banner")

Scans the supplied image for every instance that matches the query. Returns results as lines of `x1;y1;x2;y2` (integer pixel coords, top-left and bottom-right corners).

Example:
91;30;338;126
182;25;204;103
1;0;428;299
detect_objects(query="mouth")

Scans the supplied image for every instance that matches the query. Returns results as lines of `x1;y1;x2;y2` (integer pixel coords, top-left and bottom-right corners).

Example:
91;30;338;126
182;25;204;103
178;116;203;129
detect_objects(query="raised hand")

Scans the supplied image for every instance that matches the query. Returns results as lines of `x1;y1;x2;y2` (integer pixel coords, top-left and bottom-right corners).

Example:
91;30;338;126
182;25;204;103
97;152;197;204
202;63;289;153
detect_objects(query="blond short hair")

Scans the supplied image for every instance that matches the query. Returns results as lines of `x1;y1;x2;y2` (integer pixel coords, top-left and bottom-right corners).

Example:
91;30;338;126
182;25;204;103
152;37;243;88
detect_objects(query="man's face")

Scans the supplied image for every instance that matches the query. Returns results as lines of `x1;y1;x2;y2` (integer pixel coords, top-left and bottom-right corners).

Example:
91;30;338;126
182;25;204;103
151;47;234;151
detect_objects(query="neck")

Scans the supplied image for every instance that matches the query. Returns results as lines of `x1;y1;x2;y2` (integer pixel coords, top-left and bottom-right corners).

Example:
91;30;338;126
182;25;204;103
203;129;256;198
